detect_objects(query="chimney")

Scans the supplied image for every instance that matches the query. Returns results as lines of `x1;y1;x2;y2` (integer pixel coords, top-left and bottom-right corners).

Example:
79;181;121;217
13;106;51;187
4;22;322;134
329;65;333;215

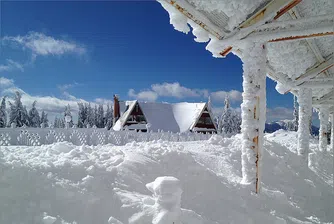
113;95;120;125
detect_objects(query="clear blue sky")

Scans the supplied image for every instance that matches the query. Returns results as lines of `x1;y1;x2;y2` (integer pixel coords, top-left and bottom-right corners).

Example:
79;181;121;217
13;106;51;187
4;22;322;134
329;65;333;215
0;0;304;123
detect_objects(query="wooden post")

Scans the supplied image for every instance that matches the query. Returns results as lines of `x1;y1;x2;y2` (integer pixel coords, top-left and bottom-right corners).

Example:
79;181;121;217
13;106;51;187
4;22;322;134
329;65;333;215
331;114;334;152
240;42;266;194
297;88;312;163
318;106;329;152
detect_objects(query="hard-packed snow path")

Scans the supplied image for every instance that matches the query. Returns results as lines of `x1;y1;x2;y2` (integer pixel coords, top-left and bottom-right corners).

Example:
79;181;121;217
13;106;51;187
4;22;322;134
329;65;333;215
0;130;333;224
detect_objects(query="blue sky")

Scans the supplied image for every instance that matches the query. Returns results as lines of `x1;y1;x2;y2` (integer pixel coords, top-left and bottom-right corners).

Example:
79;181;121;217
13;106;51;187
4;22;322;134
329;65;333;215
0;0;312;124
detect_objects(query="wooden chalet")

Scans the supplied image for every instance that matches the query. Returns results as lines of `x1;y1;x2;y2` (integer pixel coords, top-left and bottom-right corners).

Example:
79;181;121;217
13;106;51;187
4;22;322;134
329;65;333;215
113;96;217;134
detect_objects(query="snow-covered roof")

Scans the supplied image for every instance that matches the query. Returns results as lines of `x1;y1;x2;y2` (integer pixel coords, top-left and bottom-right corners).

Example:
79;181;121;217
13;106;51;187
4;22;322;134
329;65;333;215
113;101;214;133
157;0;334;114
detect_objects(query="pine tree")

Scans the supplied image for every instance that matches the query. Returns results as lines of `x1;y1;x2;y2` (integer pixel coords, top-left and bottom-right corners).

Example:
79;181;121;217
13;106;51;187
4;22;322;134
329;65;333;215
97;104;104;128
22;106;30;127
0;96;7;128
41;111;49;127
292;95;299;131
60;118;65;128
28;101;41;128
219;97;241;137
87;103;94;127
104;104;113;130
9;91;26;127
93;105;98;127
64;104;73;127
77;102;86;128
54;117;59;128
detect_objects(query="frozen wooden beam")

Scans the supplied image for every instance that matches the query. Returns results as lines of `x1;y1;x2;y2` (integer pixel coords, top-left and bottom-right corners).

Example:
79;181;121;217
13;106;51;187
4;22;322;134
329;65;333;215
313;89;334;104
298;80;334;88
239;0;300;28
227;0;302;56
295;56;333;85
289;8;330;77
166;0;224;39
267;31;334;42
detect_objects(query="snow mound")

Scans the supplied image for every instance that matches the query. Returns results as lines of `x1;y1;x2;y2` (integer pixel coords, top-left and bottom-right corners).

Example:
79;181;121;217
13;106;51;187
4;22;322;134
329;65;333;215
0;130;333;224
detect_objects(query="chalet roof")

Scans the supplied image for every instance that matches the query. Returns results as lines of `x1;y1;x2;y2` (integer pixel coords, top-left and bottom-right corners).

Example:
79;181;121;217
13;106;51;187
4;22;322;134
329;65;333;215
157;0;334;114
113;101;215;133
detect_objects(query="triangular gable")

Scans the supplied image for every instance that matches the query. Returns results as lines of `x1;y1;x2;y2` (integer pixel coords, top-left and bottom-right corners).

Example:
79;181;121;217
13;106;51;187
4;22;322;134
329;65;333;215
113;100;137;131
190;103;217;132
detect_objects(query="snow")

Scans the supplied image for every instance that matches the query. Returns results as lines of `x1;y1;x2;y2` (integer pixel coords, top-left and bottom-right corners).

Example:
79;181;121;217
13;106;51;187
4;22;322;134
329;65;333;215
186;0;265;30
1;130;333;224
240;41;267;191
318;107;330;152
114;101;210;133
267;41;317;80
297;88;313;161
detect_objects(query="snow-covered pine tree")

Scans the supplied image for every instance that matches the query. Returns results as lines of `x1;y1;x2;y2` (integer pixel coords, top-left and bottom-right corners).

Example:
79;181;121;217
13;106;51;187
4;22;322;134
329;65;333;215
87;103;94;127
292;95;299;131
41;111;49;128
77;102;86;128
104;104;113;130
53;117;59;128
220;96;241;137
64;104;73;127
9;91;26;127
0;96;7;128
22;106;30;127
93;105;98;127
97;104;104;128
28;101;41;127
59;117;65;128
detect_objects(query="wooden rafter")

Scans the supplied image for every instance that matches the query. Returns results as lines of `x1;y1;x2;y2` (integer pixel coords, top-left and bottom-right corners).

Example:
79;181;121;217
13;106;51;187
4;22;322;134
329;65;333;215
298;80;334;88
288;7;332;78
267;31;334;42
295;55;333;85
313;89;334;104
239;0;301;28
167;0;224;39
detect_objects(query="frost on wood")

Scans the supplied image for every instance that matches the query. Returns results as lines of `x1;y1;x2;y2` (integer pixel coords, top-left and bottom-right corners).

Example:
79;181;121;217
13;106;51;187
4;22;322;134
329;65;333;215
266;41;317;80
157;0;190;34
331;114;334;152
318;107;329;152
297;88;312;161
187;0;263;29
240;42;266;193
130;176;182;224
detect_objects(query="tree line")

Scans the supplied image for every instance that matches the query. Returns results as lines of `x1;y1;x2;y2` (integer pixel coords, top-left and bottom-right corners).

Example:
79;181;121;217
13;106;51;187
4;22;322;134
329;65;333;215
0;91;114;129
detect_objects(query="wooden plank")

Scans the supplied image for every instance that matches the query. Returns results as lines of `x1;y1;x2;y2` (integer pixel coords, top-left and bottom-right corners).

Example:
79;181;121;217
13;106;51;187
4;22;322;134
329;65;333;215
295;55;333;84
268;32;334;42
239;0;295;28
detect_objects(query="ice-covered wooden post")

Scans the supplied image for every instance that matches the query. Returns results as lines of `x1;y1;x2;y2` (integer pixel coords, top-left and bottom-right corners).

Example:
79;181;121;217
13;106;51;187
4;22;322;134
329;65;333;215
297;88;312;161
318;106;329;152
330;114;334;152
240;42;266;193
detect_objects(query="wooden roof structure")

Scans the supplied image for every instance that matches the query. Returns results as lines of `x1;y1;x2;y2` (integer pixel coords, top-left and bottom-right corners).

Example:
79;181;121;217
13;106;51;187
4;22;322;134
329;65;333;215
157;0;333;113
157;0;333;193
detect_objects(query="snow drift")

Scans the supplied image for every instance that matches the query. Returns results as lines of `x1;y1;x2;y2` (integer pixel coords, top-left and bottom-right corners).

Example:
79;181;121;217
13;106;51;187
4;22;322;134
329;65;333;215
0;130;333;224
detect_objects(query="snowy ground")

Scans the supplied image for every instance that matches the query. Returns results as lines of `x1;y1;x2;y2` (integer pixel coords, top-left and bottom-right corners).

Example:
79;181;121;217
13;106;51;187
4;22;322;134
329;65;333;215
0;130;333;224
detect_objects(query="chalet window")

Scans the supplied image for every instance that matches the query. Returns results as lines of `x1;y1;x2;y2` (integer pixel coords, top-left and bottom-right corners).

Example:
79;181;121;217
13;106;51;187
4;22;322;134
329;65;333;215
135;104;139;112
197;116;213;125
